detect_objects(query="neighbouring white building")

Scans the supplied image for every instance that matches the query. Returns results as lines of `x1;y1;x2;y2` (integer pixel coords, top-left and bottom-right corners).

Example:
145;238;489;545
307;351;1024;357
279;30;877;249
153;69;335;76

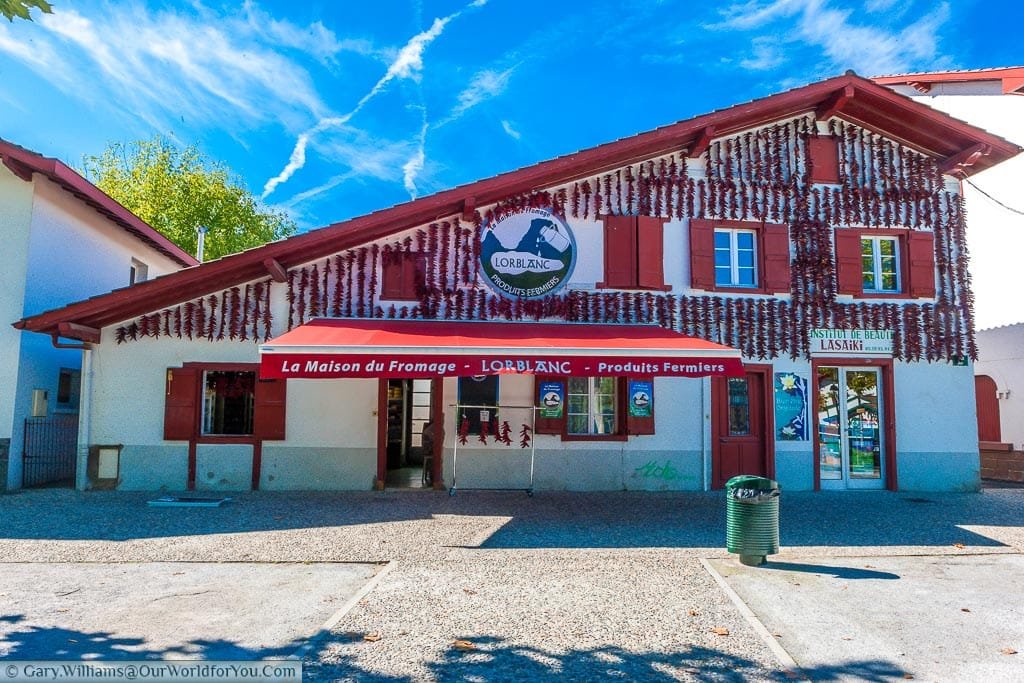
0;139;197;490
15;73;1022;494
876;68;1024;480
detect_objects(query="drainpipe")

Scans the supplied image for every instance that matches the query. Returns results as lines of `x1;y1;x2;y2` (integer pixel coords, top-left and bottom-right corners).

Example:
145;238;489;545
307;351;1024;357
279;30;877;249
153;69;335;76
75;347;93;491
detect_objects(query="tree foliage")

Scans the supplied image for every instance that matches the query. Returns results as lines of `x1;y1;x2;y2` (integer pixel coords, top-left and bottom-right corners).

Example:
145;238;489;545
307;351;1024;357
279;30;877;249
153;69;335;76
1;0;52;22
83;136;296;262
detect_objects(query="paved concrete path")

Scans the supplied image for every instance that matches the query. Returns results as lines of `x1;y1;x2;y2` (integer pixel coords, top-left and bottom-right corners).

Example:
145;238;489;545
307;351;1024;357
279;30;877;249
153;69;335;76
0;562;379;660
708;554;1024;681
2;488;1023;680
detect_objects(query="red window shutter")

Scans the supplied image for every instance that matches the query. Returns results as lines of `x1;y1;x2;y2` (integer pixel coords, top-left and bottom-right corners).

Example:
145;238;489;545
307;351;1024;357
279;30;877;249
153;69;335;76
809;136;840;184
636;216;665;290
164;367;198;440
254;378;287;441
907;231;936;298
602;215;637;288
625;377;655;436
762;223;791;293
689;219;716;290
401;254;420;299
834;230;863;295
381;255;403;299
534;375;565;435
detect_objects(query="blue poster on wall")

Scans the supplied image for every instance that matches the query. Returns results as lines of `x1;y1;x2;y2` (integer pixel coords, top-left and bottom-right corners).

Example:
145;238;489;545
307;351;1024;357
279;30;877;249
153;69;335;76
774;373;808;441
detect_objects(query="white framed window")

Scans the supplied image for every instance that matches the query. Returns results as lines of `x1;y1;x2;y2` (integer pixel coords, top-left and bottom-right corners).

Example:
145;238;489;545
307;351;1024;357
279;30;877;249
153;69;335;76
567;377;618;436
861;236;900;293
714;229;758;287
129;258;149;285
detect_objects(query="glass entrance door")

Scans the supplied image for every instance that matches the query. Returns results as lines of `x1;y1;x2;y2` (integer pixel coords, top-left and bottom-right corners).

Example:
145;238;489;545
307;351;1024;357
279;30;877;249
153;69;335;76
817;366;885;489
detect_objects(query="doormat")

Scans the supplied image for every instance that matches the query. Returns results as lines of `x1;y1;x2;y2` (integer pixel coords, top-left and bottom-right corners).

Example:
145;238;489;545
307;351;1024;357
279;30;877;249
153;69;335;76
147;496;233;508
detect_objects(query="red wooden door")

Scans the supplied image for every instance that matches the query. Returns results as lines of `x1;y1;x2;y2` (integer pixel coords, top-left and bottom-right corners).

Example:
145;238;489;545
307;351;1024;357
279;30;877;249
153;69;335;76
713;371;767;489
975;375;1001;443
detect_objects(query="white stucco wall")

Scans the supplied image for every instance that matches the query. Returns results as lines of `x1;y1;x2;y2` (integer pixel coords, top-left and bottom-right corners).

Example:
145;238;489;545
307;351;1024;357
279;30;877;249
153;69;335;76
3;171;189;489
0;166;34;447
976;323;1024;450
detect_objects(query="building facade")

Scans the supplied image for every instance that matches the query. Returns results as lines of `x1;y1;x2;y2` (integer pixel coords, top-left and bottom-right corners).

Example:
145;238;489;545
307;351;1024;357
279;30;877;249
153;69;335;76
16;73;1021;494
0;140;196;490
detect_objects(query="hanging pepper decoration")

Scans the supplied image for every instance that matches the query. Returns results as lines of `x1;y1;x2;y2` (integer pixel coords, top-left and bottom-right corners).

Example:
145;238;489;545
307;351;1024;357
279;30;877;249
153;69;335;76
519;424;532;449
478;419;489;445
458;417;470;445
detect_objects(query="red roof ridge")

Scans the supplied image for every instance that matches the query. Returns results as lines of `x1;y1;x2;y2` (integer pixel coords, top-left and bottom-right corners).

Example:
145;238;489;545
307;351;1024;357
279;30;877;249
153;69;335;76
872;67;1024;95
14;72;1023;339
0;138;198;268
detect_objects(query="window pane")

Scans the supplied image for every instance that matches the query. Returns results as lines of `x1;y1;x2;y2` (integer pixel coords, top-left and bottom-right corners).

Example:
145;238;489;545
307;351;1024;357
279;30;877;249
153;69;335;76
458;376;498;435
714;231;731;248
715;249;731;267
881;273;897;291
880;256;897;275
715;266;732;286
736;232;754;249
203;371;255;435
737;248;754;268
737;267;755;286
568;415;588;435
879;239;896;256
596;377;616;394
817;367;842;480
861;238;874;256
727;378;750;436
568;377;588;394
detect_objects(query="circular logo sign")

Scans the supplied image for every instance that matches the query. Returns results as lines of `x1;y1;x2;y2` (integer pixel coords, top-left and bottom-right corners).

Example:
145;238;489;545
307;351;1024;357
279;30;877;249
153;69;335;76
479;208;576;299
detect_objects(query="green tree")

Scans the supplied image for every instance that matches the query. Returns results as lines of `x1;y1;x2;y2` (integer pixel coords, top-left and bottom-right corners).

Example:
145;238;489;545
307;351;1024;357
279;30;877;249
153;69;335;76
1;0;52;22
83;136;296;262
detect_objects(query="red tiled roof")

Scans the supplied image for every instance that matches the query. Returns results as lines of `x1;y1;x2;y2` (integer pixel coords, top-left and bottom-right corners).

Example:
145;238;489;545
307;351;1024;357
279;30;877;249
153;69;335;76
873;67;1024;95
0;138;198;267
14;72;1023;340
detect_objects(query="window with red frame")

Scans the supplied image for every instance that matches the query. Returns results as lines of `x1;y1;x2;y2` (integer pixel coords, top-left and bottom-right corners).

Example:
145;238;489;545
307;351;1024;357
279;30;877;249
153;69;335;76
690;219;791;293
834;229;935;298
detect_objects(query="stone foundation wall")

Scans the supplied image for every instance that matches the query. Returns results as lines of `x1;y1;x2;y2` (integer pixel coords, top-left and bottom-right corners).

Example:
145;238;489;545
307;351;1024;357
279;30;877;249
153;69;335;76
980;445;1024;483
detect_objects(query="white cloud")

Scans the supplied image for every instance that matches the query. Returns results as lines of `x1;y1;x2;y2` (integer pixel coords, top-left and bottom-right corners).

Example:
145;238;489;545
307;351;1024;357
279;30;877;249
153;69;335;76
711;0;951;76
740;37;786;71
0;4;331;136
501;119;521;140
238;0;380;64
453;67;515;117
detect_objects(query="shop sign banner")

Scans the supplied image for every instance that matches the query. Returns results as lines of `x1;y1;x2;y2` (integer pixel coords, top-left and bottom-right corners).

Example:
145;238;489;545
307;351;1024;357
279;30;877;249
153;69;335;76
538;382;564;418
260;353;744;380
628;380;653;417
809;328;893;356
480;208;577;299
773;372;808;441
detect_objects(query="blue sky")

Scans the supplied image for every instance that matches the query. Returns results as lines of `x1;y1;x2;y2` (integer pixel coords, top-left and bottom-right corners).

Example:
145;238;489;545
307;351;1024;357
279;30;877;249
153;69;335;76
0;0;1020;232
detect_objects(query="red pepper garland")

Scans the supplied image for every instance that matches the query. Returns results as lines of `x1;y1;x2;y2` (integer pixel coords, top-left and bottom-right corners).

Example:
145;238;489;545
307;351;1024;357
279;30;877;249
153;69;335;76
114;117;973;362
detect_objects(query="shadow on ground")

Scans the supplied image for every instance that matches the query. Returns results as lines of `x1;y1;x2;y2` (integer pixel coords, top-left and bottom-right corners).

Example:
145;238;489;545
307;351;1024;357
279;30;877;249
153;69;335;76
0;618;912;682
1;488;1021;550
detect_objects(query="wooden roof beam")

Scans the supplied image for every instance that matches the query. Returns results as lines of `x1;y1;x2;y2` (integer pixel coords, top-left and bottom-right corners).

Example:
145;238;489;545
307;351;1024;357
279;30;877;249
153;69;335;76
816;85;855;122
940;142;991;175
263;257;288;283
687;126;715;159
461;197;476;222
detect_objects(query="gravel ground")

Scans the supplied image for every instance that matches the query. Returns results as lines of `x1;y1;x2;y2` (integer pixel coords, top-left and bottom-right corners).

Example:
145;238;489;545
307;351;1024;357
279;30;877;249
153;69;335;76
2;488;1023;681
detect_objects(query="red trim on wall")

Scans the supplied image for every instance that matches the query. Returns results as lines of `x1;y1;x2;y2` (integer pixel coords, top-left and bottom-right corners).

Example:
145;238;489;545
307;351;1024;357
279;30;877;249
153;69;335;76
376;379;388;490
810;357;897;492
430;378;444;489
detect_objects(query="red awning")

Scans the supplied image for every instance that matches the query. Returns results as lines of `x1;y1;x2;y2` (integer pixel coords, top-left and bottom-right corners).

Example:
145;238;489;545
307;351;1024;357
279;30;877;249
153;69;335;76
260;319;743;379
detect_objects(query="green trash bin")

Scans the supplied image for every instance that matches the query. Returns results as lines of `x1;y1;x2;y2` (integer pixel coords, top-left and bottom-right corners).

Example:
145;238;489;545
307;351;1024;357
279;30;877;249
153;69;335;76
725;475;780;566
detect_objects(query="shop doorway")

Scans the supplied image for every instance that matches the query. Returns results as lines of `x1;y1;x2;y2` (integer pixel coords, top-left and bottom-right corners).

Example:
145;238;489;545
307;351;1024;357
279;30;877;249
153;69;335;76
815;366;887;490
377;379;441;489
712;367;773;489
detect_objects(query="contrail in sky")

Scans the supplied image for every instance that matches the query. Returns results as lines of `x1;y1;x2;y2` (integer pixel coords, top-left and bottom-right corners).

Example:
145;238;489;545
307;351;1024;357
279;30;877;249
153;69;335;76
261;0;488;200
